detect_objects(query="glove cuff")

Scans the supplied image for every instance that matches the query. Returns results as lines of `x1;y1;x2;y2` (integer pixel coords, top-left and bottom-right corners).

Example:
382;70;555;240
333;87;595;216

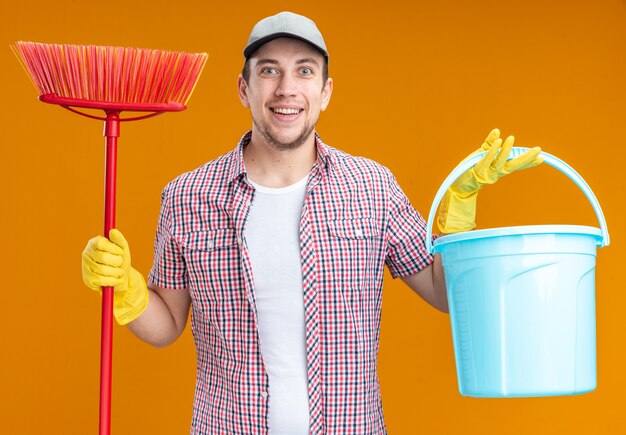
437;189;478;234
114;268;150;325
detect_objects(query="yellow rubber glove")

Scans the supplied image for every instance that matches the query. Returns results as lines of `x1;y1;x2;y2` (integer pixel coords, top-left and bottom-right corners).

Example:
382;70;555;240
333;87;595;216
437;129;543;233
82;229;149;325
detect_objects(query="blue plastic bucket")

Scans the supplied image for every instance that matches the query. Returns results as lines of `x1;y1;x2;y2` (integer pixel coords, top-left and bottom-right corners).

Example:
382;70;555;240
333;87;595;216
426;148;609;398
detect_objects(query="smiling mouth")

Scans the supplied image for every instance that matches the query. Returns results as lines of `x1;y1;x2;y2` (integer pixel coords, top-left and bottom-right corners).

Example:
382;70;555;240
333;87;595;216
271;107;303;115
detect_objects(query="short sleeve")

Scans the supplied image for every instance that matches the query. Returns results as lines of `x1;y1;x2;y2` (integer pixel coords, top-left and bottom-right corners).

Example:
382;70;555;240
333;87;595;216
384;170;435;278
147;187;188;289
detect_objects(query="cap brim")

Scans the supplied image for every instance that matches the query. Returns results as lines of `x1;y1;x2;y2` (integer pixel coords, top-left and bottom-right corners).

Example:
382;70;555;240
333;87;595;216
244;33;328;60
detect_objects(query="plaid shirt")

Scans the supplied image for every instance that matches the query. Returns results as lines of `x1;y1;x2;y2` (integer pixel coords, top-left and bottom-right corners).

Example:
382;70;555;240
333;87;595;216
148;131;434;434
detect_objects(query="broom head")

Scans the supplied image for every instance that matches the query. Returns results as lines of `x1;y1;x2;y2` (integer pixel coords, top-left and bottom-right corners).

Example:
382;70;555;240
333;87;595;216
12;41;208;112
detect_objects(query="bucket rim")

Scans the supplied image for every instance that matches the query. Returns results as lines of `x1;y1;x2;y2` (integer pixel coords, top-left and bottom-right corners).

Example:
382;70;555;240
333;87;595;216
432;224;603;250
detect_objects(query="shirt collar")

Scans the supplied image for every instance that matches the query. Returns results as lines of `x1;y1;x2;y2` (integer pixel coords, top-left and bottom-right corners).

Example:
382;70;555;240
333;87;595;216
226;131;252;184
227;130;333;184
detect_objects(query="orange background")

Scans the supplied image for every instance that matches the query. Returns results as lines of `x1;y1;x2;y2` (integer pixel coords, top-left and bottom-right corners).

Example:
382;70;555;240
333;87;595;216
1;0;624;434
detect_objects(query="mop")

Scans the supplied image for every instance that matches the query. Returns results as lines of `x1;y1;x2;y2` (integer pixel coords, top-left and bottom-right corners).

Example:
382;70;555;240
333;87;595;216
12;41;208;435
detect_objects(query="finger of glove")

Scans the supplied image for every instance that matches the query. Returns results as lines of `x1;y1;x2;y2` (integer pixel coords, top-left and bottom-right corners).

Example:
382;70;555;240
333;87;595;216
108;229;129;252
481;128;501;151
504;146;543;173
88;235;124;256
85;238;124;268
492;135;515;172
82;263;125;290
474;138;503;175
464;128;501;161
83;254;126;279
85;275;124;289
83;276;121;292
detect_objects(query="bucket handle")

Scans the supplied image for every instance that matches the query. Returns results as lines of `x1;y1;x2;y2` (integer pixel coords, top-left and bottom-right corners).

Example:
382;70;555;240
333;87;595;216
425;147;610;253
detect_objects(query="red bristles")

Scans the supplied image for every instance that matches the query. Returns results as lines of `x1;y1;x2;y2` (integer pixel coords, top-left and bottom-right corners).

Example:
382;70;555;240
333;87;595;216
12;41;208;106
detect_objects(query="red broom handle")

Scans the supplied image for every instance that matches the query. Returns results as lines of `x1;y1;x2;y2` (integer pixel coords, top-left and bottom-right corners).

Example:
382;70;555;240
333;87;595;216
100;112;120;435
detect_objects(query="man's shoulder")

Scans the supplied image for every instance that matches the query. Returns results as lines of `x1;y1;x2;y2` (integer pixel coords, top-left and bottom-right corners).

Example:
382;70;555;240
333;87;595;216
161;148;237;199
324;143;393;181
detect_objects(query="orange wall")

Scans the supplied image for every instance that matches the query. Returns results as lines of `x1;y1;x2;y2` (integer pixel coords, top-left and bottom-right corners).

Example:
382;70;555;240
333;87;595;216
1;0;624;433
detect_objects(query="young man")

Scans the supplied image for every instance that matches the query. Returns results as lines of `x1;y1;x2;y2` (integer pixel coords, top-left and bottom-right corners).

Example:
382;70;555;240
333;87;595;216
82;11;542;434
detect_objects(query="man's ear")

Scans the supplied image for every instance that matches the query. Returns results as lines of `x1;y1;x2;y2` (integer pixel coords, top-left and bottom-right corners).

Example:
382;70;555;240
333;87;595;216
237;74;250;108
320;77;333;111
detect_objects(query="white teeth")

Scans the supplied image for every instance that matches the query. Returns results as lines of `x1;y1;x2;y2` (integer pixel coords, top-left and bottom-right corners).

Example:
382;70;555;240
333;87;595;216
273;108;300;115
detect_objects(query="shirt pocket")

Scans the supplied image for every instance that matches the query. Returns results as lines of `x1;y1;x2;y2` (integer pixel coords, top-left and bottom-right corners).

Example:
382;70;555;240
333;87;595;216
179;228;244;303
326;218;381;301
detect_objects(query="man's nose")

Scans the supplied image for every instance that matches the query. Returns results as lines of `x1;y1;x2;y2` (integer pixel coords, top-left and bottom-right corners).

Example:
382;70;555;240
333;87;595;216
276;73;297;97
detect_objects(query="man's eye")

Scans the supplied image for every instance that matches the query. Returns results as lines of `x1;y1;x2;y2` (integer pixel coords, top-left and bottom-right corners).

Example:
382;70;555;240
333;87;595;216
262;67;278;75
300;67;313;75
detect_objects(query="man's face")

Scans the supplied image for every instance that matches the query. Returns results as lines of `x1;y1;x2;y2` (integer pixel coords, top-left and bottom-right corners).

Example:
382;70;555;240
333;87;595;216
238;37;333;151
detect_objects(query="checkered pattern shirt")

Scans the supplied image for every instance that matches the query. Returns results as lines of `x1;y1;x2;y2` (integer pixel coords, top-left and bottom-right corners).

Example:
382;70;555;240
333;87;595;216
148;131;434;434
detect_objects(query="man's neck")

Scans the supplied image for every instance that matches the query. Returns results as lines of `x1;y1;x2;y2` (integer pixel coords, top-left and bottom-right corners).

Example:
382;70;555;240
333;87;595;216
243;132;317;188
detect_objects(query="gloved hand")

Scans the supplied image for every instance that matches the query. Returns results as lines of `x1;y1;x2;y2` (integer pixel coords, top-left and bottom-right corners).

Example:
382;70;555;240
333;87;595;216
82;229;149;325
437;128;543;233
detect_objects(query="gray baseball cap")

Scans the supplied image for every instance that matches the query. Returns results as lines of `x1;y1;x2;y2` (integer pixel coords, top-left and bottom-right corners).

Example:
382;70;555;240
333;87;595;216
243;11;328;61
